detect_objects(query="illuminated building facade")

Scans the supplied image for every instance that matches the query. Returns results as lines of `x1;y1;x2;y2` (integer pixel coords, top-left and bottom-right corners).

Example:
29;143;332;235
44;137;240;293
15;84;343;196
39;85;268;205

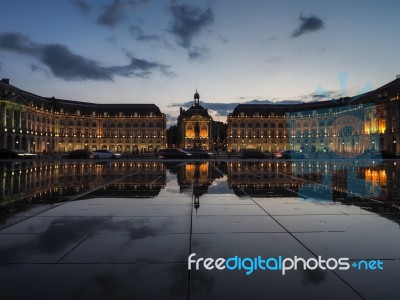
176;91;213;150
227;77;400;155
0;79;166;153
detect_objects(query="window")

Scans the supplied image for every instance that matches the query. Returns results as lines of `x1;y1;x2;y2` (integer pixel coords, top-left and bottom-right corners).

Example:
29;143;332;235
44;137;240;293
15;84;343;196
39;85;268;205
232;130;237;138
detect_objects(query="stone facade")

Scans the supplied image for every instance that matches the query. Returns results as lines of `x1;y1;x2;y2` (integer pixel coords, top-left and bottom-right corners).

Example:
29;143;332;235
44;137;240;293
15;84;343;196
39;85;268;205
0;79;166;154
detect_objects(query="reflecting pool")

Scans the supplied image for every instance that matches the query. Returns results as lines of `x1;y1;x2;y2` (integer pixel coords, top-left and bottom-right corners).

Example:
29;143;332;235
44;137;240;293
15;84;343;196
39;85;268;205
1;160;399;299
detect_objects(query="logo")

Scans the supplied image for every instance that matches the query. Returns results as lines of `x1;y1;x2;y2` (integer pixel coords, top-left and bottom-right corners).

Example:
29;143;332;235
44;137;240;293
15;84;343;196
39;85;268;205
188;253;383;275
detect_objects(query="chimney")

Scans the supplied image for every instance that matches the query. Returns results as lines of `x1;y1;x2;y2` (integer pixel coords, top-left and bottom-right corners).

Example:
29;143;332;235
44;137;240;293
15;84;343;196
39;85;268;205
1;78;10;84
396;74;400;79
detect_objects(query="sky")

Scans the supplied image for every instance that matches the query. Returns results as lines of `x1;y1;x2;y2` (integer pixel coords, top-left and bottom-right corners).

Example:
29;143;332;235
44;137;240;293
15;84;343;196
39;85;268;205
1;0;400;124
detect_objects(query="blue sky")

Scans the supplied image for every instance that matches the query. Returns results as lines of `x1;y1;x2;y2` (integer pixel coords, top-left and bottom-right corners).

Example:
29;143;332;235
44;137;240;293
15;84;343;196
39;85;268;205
1;0;400;123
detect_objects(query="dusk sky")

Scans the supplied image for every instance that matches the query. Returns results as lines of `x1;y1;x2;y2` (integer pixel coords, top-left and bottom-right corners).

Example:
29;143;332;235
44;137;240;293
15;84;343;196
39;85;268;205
1;0;400;123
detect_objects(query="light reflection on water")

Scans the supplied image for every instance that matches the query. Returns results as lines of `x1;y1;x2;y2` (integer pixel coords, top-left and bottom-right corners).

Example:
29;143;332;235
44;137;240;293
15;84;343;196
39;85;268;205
1;160;399;223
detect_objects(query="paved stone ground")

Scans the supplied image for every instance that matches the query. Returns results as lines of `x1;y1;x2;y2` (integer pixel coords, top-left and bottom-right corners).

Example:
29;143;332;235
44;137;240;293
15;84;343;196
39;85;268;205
0;161;399;299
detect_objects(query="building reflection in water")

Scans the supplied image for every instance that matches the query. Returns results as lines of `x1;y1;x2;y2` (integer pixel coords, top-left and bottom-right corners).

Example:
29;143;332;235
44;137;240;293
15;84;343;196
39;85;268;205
2;160;400;224
0;161;166;205
176;162;223;212
225;160;400;222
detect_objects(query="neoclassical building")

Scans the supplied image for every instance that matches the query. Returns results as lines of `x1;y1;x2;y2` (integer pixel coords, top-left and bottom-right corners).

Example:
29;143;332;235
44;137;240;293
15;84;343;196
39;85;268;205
227;76;400;155
0;79;166;153
176;90;213;150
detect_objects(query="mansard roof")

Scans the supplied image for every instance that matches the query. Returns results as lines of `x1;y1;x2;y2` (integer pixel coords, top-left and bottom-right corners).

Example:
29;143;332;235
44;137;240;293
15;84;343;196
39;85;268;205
0;81;163;117
231;77;400;117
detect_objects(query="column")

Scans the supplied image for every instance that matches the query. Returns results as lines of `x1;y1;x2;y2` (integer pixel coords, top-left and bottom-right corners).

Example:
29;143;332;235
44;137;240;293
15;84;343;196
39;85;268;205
2;106;6;127
0;105;5;127
18;110;22;129
11;108;14;128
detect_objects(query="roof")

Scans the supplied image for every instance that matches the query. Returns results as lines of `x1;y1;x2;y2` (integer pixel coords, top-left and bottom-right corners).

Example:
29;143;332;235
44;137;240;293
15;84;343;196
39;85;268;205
0;81;163;117
230;77;400;117
178;104;212;119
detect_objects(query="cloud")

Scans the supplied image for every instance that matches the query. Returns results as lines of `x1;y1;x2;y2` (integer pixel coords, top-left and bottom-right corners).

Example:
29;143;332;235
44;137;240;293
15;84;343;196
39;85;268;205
168;2;214;58
299;90;342;102
292;14;324;38
97;0;148;28
0;32;173;81
165;113;178;127
30;64;51;78
218;35;228;44
267;55;284;63
188;45;209;60
71;0;91;15
129;25;161;42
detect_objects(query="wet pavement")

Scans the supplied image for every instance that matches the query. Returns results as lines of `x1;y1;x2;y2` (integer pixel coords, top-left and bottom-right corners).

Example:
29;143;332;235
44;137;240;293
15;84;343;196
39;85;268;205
0;159;400;299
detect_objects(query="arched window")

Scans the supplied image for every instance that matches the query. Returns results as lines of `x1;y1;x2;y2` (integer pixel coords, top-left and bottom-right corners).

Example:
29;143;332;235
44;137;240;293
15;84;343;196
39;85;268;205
200;124;208;138
186;124;194;138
